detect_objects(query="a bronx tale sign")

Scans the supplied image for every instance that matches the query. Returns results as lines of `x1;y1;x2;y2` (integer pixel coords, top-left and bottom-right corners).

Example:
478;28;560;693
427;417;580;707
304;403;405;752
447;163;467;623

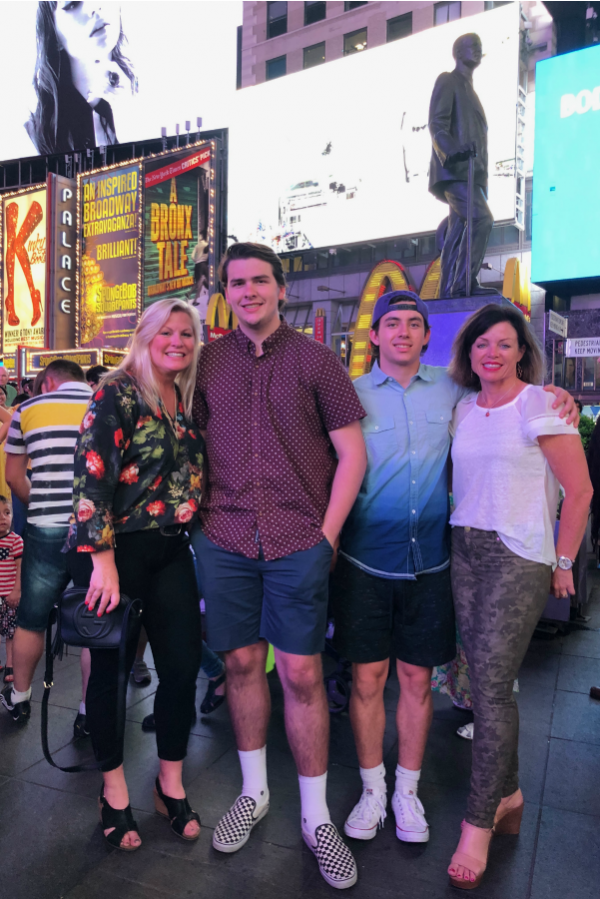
143;145;212;306
47;174;77;349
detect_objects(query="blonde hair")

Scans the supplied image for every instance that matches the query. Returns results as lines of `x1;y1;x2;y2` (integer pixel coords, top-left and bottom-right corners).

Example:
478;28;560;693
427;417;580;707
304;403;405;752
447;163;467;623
102;299;201;416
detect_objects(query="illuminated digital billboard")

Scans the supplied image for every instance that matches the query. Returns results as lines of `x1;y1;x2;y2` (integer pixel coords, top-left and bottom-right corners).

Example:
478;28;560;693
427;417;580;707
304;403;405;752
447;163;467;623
78;163;142;349
143;144;215;312
1;186;47;353
0;2;241;161
227;3;521;251
532;44;600;285
76;141;220;348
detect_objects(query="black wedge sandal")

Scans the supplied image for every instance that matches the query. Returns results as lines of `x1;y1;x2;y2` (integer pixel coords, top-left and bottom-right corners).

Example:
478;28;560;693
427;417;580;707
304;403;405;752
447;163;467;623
200;672;226;715
153;776;201;841
98;785;141;851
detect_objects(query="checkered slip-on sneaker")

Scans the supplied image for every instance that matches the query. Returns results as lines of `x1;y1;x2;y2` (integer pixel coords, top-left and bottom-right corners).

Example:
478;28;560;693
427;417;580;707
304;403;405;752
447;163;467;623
212;793;270;854
302;822;358;889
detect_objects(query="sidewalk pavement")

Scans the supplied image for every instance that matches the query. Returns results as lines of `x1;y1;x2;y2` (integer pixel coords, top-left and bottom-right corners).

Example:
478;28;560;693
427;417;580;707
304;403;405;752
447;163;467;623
1;570;600;899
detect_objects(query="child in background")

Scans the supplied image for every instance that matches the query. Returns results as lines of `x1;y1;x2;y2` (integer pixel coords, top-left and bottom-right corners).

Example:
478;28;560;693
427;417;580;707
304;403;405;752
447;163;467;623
0;496;23;684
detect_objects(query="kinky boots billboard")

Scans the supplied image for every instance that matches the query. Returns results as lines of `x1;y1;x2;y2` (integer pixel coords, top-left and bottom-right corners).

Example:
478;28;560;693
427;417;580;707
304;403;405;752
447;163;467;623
1;185;47;354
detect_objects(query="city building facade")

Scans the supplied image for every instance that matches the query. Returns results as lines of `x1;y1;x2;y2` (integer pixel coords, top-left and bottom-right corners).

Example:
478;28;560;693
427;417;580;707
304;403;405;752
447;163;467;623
240;1;535;89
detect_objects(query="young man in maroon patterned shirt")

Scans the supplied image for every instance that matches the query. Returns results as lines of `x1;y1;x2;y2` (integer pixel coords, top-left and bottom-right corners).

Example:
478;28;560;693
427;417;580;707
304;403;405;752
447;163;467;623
191;243;367;889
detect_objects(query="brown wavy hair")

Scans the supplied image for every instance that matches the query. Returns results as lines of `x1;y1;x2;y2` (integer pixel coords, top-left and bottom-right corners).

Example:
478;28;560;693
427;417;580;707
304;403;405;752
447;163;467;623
448;304;545;389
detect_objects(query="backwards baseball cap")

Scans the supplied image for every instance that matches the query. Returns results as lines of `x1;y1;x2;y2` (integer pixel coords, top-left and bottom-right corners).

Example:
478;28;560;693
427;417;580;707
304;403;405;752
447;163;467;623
371;290;429;329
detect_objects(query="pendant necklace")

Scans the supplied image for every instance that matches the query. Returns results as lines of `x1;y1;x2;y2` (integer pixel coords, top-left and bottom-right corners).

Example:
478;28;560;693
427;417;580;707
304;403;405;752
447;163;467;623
481;383;518;417
161;386;178;427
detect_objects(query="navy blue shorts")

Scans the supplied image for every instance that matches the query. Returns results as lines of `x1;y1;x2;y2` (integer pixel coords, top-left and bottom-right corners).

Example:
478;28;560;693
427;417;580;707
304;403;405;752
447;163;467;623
191;527;333;656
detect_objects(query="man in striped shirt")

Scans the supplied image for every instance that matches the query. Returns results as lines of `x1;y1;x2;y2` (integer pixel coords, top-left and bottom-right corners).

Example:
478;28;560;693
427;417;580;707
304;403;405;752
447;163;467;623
0;360;91;723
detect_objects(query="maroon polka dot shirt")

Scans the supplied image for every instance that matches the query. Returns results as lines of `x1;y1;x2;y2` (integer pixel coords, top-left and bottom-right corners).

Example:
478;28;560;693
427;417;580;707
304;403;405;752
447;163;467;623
192;321;366;560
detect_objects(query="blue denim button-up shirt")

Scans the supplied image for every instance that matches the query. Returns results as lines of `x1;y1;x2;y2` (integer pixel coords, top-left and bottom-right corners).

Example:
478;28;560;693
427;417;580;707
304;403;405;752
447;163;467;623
340;362;469;579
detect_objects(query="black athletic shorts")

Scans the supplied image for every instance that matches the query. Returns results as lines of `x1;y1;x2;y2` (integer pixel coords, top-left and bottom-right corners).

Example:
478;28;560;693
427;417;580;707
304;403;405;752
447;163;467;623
330;555;456;667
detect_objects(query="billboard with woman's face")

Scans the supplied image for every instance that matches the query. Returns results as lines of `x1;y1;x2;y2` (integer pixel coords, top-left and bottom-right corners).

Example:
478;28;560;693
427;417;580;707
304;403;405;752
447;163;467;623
0;1;241;161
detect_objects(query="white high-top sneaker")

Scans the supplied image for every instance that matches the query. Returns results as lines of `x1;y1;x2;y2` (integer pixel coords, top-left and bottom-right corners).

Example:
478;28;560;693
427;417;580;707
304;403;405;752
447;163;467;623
344;786;387;841
391;788;429;843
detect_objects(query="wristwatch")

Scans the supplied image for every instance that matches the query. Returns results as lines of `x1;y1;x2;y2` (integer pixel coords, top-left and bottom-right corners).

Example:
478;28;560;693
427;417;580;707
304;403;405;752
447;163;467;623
557;556;574;571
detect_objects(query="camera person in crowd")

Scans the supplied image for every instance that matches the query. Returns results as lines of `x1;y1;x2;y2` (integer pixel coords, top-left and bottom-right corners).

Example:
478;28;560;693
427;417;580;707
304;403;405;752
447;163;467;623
192;242;367;889
27;1;137;155
331;291;578;854
446;305;592;889
64;298;205;851
0;360;92;723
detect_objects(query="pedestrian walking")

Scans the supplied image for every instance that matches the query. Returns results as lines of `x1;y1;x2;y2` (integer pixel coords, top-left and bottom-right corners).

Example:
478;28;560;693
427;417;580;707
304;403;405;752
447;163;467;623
0;360;92;724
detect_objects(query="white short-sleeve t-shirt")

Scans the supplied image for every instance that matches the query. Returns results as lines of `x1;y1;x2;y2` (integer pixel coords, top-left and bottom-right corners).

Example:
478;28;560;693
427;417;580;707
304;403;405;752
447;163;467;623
449;384;579;566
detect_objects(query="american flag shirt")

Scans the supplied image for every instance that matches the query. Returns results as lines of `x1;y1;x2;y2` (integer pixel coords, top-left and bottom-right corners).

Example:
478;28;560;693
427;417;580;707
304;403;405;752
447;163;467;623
0;531;23;596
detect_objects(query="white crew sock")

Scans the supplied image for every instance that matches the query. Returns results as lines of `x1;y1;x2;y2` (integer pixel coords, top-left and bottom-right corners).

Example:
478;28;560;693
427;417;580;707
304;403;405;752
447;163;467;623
239;746;268;805
79;701;86;716
11;686;31;705
299;772;331;835
360;762;387;795
395;764;421;796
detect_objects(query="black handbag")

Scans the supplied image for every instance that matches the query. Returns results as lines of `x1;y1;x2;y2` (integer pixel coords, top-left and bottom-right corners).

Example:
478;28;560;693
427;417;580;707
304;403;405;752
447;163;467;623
41;586;142;773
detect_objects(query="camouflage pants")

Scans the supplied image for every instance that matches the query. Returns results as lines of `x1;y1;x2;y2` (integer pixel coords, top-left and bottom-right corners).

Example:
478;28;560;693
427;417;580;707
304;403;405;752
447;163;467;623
451;527;551;828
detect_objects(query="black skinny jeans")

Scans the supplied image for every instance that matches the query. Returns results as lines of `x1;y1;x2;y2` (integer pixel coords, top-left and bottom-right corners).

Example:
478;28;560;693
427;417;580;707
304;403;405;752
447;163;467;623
69;530;203;772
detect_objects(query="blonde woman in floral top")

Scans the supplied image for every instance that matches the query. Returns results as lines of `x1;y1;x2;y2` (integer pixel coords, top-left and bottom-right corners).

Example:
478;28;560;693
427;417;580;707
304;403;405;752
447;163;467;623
65;298;205;852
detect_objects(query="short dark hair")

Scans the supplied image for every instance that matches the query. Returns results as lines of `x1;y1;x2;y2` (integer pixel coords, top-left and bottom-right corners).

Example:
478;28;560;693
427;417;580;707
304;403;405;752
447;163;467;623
86;365;109;386
41;360;86;386
0;494;11;508
218;242;286;289
448;304;544;389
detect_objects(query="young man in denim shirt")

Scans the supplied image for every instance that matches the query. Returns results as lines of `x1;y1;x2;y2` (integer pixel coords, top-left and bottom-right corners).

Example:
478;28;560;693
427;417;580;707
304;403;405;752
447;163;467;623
331;290;577;847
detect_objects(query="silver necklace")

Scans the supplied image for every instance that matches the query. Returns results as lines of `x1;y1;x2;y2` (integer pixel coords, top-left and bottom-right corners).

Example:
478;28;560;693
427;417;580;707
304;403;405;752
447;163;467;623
480;383;518;417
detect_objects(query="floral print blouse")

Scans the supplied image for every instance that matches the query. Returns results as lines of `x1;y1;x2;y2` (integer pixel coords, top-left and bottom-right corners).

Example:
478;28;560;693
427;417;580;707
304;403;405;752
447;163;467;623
65;374;204;552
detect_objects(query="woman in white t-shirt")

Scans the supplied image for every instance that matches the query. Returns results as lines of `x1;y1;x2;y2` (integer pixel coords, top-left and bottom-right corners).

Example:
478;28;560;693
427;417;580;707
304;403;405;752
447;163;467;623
445;305;591;891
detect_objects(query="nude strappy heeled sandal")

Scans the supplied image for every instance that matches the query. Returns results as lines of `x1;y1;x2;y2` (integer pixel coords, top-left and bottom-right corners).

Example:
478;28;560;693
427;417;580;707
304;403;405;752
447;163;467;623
493;792;524;835
448;820;493;891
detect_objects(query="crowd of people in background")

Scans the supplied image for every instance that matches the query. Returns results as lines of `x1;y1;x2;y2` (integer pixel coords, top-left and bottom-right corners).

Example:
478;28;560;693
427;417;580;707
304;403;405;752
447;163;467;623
0;242;595;892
